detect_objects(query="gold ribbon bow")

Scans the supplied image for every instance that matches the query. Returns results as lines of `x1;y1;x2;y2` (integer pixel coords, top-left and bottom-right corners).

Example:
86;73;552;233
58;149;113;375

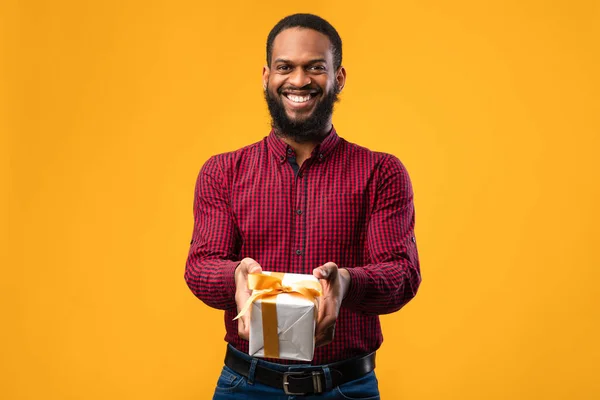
234;272;322;358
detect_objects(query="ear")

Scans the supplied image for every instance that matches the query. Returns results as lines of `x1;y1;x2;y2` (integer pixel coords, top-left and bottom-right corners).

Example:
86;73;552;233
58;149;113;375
262;65;270;90
335;66;347;93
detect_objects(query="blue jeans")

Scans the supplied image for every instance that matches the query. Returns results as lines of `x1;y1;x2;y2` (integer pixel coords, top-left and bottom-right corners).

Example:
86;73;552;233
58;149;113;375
213;345;380;399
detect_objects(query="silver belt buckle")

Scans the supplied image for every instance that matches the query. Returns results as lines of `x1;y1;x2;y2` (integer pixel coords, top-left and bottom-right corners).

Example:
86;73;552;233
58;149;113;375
282;371;324;395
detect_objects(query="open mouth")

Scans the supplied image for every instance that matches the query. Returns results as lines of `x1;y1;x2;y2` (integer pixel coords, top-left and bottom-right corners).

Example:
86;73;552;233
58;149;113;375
281;90;320;107
285;93;313;103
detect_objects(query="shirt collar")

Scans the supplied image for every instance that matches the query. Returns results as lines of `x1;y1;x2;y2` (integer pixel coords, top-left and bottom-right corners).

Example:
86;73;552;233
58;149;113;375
266;126;341;164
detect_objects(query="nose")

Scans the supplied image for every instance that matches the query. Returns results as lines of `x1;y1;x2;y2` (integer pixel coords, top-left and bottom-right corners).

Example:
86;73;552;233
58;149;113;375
288;68;311;88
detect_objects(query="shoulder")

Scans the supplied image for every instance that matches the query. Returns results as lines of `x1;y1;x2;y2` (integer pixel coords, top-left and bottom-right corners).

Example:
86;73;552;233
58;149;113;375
340;138;409;175
201;138;268;176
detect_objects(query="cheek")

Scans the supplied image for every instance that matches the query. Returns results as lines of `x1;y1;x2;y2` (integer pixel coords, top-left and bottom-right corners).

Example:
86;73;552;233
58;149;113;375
268;76;284;91
323;80;336;94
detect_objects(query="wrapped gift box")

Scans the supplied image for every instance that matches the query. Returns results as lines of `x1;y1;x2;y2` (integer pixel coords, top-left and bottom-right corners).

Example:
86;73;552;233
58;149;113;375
248;272;321;361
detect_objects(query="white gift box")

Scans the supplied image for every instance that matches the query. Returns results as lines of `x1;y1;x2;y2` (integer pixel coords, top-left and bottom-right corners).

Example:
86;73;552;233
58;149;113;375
249;272;320;361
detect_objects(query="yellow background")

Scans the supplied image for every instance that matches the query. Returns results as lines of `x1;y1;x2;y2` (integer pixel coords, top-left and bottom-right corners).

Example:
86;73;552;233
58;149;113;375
3;0;599;399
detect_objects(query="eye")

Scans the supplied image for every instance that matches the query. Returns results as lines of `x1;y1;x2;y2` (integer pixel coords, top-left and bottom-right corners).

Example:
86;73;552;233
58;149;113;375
276;65;291;72
308;65;326;72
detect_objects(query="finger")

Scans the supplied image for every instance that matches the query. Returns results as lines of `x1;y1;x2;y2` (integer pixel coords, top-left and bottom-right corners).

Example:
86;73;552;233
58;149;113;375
315;326;334;346
242;258;263;275
313;262;338;280
316;302;336;331
315;294;338;343
238;317;246;340
238;314;250;340
315;324;335;347
313;267;328;279
317;313;337;332
317;293;332;316
248;264;262;275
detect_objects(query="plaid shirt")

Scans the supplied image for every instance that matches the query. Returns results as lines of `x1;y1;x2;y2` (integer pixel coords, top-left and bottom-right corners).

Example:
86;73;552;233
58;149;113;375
185;128;421;365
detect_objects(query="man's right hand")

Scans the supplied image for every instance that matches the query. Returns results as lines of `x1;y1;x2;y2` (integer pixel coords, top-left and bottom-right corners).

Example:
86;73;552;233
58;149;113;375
234;257;263;340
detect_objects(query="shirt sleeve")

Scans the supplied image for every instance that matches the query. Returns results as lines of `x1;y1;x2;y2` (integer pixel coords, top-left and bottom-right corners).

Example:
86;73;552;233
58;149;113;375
343;154;421;314
184;156;240;310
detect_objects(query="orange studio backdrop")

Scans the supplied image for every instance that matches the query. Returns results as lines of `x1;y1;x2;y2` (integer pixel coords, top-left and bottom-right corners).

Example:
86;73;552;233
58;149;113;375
3;1;599;399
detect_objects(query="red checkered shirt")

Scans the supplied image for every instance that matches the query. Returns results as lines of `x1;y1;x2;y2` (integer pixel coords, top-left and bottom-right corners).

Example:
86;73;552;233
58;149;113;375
185;127;421;365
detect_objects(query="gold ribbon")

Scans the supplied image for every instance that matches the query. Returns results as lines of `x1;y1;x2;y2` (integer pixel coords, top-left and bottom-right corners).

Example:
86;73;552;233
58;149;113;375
234;272;322;358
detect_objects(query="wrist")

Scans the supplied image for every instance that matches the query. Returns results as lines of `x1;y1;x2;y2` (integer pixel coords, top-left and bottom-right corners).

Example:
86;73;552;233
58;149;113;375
339;268;351;300
234;262;243;285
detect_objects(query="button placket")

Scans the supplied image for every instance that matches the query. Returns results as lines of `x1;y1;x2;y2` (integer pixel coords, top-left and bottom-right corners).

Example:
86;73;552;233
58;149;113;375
292;164;307;269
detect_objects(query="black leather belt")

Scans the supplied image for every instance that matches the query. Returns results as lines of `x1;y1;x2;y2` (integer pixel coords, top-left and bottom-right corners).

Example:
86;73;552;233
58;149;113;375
224;346;376;395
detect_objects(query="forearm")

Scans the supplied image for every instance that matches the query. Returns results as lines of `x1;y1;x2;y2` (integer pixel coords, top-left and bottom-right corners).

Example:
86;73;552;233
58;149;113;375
341;154;421;314
343;257;420;315
184;155;240;310
185;252;239;310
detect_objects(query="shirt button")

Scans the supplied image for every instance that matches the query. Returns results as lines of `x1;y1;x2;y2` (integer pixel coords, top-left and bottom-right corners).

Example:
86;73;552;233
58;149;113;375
319;153;324;160
279;155;285;161
296;250;303;255
287;148;293;155
412;236;416;243
296;209;303;215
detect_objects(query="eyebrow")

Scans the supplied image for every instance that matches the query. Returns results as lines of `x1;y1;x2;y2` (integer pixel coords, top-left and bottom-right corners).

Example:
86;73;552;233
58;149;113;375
273;58;328;65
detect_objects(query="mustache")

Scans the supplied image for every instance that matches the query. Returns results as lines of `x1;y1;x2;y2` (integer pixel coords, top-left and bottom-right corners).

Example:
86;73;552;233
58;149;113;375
277;85;322;95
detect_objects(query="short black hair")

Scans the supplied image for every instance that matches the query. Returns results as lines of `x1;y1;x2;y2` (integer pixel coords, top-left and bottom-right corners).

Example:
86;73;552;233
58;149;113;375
266;13;343;70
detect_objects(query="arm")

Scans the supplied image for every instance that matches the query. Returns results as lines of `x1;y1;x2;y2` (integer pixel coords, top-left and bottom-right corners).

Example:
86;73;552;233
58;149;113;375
342;154;421;315
184;156;239;310
311;155;421;344
184;156;264;340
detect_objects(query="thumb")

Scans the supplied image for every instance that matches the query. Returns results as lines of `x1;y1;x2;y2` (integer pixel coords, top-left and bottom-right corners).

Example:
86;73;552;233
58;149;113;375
314;262;339;280
313;265;331;279
312;267;325;279
249;265;263;275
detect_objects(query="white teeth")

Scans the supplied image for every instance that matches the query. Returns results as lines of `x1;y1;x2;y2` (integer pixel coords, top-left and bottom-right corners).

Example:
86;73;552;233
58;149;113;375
286;94;312;103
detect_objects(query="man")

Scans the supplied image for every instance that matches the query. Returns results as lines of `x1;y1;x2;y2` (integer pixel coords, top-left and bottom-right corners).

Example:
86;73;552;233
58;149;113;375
185;13;421;399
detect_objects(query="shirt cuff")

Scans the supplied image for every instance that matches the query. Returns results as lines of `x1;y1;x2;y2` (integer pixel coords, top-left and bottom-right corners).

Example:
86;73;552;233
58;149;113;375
222;260;240;306
343;267;369;307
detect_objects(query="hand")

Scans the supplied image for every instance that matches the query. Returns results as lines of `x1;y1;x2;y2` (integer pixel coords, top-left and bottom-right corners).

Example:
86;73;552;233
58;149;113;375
312;262;351;347
234;257;263;340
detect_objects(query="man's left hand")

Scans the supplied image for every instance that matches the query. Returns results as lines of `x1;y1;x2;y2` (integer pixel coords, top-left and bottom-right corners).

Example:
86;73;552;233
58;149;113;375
312;262;351;347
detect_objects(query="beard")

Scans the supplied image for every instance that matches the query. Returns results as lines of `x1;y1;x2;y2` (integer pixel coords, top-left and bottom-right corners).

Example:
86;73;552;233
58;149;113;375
264;82;340;143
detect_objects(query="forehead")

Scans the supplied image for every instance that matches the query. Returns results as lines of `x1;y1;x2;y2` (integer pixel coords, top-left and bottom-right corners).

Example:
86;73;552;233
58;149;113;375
271;27;333;64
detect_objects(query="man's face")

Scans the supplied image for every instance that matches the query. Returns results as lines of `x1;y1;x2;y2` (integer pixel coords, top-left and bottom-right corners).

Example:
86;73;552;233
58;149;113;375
263;27;346;142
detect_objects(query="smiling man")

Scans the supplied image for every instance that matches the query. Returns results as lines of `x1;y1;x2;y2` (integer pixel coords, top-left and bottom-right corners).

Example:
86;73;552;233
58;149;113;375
263;26;343;145
185;13;421;399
